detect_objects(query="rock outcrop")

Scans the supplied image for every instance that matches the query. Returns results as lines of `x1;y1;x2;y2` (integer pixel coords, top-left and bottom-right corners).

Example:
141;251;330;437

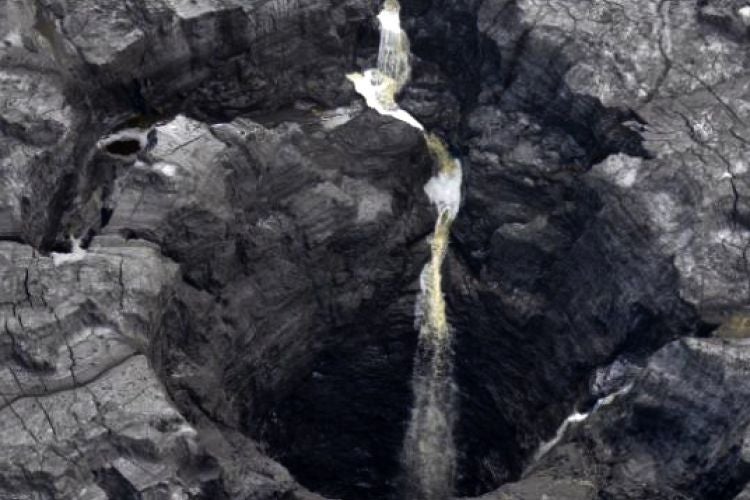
0;0;435;497
485;337;750;500
3;0;750;499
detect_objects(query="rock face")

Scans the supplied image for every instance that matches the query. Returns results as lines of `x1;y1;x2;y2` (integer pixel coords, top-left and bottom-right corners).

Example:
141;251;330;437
3;0;750;499
427;0;750;497
0;237;210;499
485;337;750;500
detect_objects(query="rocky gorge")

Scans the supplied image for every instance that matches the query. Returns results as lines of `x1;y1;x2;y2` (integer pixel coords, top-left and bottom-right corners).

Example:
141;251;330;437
2;0;750;499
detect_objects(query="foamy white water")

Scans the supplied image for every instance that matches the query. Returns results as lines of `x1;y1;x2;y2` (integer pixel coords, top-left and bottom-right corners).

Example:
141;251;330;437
51;236;87;266
346;70;424;130
424;159;462;218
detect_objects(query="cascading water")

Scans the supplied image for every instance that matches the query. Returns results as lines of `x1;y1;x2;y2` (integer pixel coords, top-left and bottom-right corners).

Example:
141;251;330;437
347;2;462;498
375;0;411;89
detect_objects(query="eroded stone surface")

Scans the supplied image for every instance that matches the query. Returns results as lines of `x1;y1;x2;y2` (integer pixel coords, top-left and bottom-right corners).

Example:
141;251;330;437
496;338;750;499
4;0;750;498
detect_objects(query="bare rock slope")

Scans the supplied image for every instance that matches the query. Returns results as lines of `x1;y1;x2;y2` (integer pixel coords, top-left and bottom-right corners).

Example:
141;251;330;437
3;0;750;499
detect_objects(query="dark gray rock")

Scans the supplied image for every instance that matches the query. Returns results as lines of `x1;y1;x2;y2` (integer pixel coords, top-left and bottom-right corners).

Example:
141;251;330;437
0;237;219;499
497;338;750;499
385;0;750;496
4;0;750;499
149;110;434;499
1;0;435;497
23;0;379;117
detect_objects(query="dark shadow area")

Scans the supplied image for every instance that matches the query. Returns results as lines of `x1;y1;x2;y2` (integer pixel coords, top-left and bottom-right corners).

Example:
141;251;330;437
259;317;418;500
105;139;141;156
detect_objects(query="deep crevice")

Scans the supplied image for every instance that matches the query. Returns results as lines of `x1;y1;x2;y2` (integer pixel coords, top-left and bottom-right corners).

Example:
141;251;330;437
258;321;419;500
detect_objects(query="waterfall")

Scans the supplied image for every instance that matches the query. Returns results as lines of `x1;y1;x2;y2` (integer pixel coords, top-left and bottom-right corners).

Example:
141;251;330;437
401;136;460;500
376;0;411;91
345;0;422;130
347;2;462;498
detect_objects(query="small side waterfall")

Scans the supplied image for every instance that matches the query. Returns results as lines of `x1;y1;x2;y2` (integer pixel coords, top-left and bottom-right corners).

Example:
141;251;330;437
530;383;634;466
347;2;462;498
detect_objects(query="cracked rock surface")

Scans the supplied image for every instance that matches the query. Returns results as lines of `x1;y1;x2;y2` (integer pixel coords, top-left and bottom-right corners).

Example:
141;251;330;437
3;0;750;499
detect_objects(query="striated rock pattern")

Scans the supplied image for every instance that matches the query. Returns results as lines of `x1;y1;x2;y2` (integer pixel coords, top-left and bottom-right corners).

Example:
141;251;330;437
485;337;750;499
2;0;750;499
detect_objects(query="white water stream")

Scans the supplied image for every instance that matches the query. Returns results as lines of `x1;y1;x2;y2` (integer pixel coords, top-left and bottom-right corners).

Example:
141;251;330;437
531;383;634;464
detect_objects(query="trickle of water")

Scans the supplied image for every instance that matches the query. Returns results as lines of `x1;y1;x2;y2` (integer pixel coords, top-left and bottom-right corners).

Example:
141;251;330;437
530;383;634;465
